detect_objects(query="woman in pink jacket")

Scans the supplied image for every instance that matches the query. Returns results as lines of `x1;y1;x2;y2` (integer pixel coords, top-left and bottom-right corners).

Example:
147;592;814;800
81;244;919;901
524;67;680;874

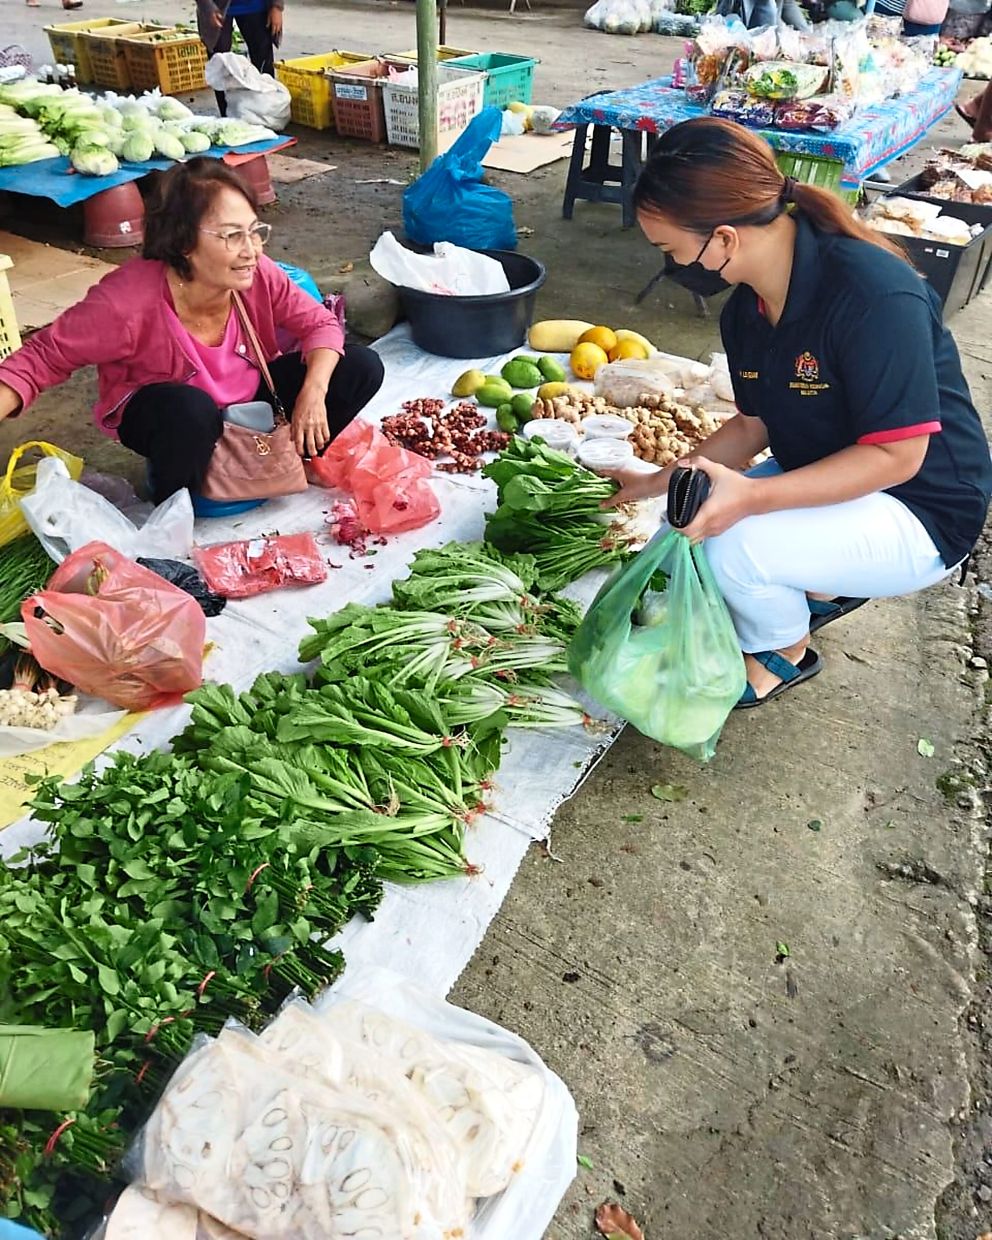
0;158;384;503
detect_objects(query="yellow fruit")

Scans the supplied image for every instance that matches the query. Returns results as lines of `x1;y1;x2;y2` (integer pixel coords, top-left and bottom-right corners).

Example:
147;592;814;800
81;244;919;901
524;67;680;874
578;325;618;353
570;341;609;381
614;328;657;357
528;319;594;352
608;339;650;362
451;368;487;398
537;381;580;400
507;101;534;130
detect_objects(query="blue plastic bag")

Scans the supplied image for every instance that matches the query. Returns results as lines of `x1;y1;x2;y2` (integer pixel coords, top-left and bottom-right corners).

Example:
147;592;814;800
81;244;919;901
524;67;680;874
276;261;322;302
403;107;517;251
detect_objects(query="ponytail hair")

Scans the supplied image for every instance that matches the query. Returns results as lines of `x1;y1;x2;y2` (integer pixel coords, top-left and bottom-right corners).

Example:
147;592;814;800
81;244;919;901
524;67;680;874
633;117;910;264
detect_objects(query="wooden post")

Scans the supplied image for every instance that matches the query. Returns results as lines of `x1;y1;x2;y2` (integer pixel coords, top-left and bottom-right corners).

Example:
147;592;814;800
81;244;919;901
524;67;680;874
416;0;439;171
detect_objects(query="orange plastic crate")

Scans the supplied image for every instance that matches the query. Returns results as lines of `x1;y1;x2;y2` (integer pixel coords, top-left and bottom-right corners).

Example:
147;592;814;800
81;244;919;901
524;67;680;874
78;22;168;90
44;17;134;85
122;30;208;95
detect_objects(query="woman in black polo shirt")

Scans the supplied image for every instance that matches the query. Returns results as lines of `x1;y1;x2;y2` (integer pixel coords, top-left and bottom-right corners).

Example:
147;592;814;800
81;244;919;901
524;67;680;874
607;117;991;707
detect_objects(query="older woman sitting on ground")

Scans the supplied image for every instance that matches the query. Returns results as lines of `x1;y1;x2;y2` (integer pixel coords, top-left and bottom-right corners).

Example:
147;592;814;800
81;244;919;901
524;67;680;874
0;157;384;502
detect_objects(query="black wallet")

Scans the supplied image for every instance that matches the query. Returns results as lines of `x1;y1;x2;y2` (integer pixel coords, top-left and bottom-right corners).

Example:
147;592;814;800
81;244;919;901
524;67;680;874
667;466;711;529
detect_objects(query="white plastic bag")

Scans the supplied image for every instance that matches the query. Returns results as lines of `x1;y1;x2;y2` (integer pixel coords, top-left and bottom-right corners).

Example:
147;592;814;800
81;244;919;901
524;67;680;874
19;458;194;564
0;695;128;758
203;52;291;130
317;966;579;1240
369;230;511;295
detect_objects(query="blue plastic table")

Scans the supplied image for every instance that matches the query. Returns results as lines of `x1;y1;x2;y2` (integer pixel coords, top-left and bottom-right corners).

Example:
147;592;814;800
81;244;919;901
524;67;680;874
556;67;963;226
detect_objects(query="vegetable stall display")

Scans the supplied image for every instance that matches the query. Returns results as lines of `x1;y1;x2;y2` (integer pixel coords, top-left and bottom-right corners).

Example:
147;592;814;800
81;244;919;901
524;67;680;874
0;526;603;1236
0;80;277;174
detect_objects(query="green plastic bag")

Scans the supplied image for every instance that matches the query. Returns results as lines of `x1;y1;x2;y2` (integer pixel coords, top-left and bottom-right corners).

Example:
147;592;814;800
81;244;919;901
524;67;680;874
568;527;746;761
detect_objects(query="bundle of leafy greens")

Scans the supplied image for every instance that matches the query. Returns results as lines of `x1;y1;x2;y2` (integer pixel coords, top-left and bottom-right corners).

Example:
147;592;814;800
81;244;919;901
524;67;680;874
482;437;638;591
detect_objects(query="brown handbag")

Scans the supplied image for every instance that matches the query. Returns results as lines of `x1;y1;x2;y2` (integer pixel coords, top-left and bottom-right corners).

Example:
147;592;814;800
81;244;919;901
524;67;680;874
198;292;308;502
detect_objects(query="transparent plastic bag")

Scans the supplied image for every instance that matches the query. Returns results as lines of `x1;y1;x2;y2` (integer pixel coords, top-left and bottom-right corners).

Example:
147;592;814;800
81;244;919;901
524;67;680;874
594;355;710;406
20;457;194;564
567;526;746;760
192;533;328;599
22;542;205;711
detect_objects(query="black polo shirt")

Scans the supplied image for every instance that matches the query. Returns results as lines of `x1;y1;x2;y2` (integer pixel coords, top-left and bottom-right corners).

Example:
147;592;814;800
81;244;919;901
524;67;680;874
720;213;992;567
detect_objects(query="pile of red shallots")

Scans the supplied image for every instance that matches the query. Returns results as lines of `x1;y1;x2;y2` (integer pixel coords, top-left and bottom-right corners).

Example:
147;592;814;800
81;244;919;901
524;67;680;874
381;399;510;474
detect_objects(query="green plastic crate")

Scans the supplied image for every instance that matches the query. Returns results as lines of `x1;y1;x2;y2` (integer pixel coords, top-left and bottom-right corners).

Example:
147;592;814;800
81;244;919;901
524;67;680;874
447;52;538;109
775;151;859;205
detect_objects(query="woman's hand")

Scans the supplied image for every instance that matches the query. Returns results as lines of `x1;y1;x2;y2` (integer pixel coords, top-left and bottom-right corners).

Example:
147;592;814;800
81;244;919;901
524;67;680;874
599;462;679;509
292;382;330;458
267;6;283;38
680;456;756;542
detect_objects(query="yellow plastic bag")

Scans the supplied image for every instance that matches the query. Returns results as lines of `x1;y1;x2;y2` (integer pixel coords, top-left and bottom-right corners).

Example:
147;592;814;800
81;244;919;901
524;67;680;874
0;441;84;548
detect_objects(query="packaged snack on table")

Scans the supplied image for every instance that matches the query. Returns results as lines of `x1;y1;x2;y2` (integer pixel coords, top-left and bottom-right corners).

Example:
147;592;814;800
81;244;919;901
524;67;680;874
744;59;828;98
711;88;777;125
774;92;855;130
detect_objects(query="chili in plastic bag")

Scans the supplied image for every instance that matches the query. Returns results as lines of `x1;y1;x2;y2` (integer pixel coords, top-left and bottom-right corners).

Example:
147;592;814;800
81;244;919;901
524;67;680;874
21;541;205;712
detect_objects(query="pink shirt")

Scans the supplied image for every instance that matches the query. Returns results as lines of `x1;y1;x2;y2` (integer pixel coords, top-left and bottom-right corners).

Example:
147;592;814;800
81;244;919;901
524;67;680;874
165;303;259;409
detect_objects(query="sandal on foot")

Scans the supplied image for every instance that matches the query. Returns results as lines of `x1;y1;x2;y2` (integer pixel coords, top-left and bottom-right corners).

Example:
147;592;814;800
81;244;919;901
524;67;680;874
956;104;978;128
808;595;868;634
735;648;822;709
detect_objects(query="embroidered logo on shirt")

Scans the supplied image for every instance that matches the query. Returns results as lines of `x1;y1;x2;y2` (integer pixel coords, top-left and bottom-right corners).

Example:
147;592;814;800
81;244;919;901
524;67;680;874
739;369;759;380
790;351;830;397
795;352;820;381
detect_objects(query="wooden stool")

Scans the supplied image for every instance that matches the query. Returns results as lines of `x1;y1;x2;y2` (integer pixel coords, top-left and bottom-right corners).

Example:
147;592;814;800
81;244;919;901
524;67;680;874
561;112;645;230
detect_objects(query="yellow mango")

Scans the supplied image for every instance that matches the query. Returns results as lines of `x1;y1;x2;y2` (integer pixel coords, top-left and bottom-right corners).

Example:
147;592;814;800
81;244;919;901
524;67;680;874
528;319;595;353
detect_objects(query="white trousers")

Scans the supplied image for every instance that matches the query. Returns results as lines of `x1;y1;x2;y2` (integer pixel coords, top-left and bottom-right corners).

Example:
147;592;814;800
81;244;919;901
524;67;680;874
704;461;954;653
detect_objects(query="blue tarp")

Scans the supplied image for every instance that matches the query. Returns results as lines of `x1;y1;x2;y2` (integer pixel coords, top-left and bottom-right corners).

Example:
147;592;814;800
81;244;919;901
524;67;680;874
0;136;290;207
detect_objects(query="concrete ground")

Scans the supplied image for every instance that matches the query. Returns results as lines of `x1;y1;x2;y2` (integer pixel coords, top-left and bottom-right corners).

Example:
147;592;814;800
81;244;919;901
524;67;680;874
3;3;992;1237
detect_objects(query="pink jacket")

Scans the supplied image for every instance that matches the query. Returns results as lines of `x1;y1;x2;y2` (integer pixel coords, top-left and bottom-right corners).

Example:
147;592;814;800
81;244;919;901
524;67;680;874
0;254;344;437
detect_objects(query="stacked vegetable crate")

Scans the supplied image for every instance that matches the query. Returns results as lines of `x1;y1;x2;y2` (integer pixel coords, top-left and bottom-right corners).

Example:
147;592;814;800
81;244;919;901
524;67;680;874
447;53;539;109
44;17;135;86
78;22;169;91
275;50;373;130
329;58;409;143
382;65;485;150
389;45;478;62
774;150;858;205
121;29;208;96
0;255;21;362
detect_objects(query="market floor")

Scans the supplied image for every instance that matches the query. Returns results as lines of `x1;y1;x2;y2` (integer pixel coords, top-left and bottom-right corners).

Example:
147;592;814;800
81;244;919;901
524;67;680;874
3;3;992;1236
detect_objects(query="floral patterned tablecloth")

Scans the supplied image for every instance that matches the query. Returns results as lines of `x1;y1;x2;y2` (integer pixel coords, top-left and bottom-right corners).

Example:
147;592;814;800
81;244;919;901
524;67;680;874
555;68;963;186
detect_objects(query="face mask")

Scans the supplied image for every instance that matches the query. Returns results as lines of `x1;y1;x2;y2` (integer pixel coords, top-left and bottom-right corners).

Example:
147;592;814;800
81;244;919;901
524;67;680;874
664;231;732;298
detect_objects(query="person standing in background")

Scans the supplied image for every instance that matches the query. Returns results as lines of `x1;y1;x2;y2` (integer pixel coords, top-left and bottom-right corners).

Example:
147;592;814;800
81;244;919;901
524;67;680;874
196;0;284;116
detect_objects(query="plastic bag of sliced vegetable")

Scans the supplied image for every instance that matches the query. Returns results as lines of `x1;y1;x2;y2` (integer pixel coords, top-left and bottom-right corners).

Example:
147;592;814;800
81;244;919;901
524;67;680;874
567;526;745;760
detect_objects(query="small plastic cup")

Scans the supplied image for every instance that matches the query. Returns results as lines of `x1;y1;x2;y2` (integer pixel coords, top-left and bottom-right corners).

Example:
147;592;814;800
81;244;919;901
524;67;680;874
578;437;635;471
523;418;580;455
581;414;634;440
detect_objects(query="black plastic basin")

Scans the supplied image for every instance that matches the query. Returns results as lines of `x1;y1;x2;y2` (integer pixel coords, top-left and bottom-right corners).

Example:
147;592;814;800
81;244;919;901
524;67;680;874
397;248;547;359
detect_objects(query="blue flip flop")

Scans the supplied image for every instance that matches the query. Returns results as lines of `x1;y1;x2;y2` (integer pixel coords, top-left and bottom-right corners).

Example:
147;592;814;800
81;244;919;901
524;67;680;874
735;647;822;709
808;596;868;634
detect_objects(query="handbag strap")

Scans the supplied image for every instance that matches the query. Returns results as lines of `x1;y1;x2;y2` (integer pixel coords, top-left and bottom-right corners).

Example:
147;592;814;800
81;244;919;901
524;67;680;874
232;291;285;418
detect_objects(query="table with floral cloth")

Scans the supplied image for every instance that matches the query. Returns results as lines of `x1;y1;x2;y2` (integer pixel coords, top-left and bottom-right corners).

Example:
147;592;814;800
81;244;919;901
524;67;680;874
555;67;963;188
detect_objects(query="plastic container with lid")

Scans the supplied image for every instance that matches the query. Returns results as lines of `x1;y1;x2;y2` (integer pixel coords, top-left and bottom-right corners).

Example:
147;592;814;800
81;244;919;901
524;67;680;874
522;418;579;455
582;414;633;440
578;437;635;471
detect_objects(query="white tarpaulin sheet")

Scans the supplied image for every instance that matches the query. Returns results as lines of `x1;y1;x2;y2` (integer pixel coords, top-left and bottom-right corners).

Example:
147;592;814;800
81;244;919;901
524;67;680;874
0;325;628;996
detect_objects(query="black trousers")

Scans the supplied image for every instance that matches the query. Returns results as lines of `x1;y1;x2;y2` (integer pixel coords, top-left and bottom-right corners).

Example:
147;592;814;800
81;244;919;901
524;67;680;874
210;9;275;117
118;347;385;504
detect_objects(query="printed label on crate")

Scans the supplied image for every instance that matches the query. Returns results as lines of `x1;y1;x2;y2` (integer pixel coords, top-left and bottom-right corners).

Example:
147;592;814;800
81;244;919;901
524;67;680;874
335;83;368;101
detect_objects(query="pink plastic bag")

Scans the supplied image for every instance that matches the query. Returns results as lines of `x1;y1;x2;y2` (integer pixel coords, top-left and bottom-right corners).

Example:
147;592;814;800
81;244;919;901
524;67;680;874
21;541;205;711
309;419;440;534
193;532;328;599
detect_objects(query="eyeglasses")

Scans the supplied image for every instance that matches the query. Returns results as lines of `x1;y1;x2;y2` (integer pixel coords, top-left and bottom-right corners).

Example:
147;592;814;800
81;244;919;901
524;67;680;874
200;222;272;251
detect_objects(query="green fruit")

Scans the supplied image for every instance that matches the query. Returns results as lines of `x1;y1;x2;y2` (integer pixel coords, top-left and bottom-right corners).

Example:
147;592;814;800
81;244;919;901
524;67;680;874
537;355;567;383
501;358;544;390
484;373;513;394
511;393;537;423
452;368;487;398
477;383;515;408
496;403;519;433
